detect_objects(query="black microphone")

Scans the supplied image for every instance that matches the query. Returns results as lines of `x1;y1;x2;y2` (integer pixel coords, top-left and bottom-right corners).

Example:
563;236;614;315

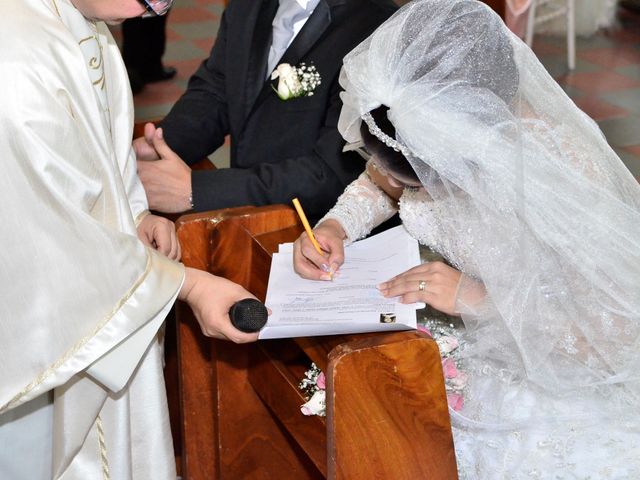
229;298;268;333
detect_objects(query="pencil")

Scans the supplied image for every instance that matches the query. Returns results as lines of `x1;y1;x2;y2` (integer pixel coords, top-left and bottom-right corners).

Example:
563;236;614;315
292;198;323;255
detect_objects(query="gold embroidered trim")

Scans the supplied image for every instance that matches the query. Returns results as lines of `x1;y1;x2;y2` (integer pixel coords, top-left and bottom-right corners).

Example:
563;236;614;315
0;251;153;413
51;0;60;17
96;416;111;480
78;34;106;90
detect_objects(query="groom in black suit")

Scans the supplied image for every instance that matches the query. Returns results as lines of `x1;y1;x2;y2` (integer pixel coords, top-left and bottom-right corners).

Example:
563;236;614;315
135;0;396;221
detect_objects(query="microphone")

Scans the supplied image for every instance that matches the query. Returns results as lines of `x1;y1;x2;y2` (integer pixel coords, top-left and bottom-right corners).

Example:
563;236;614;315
229;298;268;333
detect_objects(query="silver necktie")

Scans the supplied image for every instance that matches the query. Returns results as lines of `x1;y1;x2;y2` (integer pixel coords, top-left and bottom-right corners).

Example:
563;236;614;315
267;0;315;76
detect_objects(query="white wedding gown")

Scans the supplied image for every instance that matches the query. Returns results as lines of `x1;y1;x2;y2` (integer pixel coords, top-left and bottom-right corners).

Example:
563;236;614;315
322;167;640;479
328;0;640;476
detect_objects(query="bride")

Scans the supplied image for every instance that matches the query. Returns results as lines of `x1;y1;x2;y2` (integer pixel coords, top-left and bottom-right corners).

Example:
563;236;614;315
292;0;640;477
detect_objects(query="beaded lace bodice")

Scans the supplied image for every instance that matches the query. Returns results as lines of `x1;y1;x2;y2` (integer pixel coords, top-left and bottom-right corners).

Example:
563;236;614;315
321;169;477;276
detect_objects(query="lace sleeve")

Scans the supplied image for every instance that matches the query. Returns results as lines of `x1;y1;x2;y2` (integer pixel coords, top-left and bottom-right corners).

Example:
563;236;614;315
318;163;398;242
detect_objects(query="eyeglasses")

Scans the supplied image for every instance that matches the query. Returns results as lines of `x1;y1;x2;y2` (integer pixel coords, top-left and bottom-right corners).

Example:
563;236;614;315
138;0;173;17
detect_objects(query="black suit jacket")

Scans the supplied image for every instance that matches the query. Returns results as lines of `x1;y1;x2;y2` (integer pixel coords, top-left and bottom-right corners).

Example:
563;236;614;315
161;0;396;221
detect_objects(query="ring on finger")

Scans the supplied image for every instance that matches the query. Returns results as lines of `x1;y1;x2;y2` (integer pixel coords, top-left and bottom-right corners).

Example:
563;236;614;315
418;280;427;292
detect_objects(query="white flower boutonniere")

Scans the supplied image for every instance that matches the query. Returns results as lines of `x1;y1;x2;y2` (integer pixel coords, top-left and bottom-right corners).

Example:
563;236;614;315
271;62;321;101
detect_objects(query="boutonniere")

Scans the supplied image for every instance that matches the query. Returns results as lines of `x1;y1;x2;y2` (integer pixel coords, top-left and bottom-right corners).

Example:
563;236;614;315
271;62;321;101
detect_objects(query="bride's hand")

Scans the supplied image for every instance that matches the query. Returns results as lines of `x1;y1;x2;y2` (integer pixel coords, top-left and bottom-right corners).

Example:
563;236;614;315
293;219;346;280
378;261;463;316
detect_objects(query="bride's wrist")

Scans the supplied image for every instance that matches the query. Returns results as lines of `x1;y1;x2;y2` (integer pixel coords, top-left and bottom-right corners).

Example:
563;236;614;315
318;219;347;240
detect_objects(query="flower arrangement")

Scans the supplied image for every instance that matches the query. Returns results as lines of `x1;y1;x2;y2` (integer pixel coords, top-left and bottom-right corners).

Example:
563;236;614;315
297;325;467;417
271;62;321;101
419;323;467;411
298;362;326;416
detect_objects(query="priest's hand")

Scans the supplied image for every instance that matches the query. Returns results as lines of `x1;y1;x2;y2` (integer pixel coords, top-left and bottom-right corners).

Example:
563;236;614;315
377;261;464;316
137;213;181;260
293;219;347;281
179;267;260;343
137;127;192;214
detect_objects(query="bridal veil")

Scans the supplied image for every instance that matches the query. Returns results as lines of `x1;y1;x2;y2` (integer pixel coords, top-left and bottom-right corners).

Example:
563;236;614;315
338;0;640;437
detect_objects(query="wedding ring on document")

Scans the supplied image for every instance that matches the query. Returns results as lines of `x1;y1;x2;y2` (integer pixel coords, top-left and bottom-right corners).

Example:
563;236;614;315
418;280;427;292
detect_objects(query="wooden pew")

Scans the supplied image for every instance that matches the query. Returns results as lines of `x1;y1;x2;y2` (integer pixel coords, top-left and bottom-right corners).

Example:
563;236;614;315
174;205;457;479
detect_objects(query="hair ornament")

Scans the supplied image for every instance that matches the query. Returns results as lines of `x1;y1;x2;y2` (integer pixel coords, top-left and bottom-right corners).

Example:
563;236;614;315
361;112;412;158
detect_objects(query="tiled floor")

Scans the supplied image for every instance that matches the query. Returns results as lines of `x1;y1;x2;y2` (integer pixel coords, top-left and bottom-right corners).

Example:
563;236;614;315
112;0;224;122
113;2;640;175
111;0;229;165
534;5;640;176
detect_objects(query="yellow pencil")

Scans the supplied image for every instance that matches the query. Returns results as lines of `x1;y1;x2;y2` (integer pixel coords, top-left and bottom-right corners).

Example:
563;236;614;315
292;198;323;255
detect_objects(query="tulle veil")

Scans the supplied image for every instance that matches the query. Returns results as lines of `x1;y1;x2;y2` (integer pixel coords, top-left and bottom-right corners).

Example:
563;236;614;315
338;0;640;430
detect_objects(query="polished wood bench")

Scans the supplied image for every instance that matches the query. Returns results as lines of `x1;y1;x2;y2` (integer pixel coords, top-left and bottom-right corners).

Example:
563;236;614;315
173;205;457;479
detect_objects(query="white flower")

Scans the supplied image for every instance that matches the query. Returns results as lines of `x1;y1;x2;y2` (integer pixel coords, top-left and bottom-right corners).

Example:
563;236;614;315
300;390;326;417
271;62;321;101
436;335;459;355
271;62;294;80
271;63;302;100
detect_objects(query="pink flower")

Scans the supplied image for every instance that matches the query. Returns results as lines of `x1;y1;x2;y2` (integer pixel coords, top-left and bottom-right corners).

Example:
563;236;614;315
301;406;313;415
442;358;458;378
449;371;468;390
417;325;433;337
447;393;464;411
316;372;326;390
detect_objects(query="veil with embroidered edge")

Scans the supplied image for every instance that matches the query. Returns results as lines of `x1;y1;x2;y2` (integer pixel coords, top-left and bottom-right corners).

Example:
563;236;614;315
338;0;640;435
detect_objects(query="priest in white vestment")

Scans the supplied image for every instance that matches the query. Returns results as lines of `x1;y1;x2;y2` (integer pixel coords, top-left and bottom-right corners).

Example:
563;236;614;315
0;1;259;478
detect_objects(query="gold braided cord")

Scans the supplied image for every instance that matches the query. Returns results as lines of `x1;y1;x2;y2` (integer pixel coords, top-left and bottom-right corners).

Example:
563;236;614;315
96;416;111;480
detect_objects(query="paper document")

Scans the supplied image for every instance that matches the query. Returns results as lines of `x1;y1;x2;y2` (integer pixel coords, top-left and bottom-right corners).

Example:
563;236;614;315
261;226;423;339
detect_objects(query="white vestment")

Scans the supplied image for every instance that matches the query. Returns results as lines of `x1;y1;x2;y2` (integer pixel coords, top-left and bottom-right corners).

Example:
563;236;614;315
0;1;184;478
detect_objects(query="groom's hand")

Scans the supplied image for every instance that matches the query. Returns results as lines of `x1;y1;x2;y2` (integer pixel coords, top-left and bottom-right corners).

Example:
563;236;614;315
133;122;161;161
137;127;193;214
